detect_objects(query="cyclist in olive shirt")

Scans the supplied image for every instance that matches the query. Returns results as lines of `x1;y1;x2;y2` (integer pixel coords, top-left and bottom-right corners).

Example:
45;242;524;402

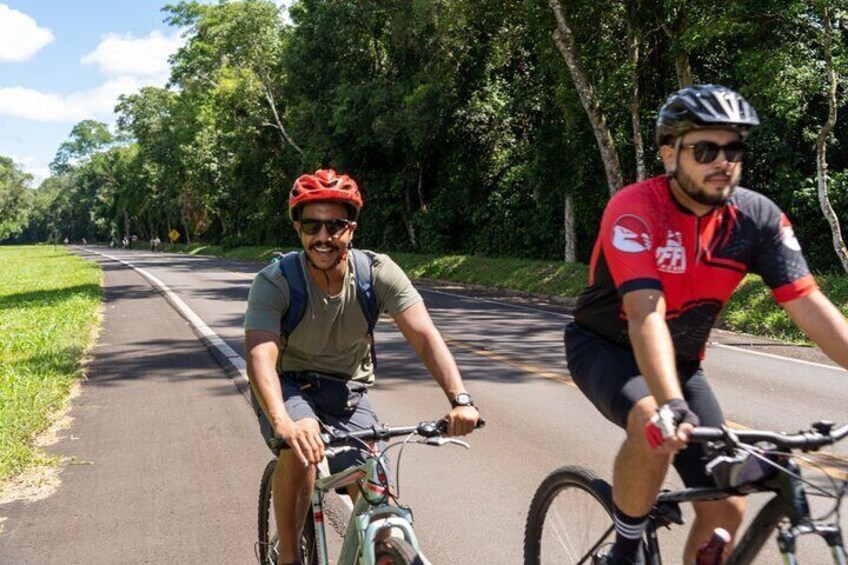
245;169;480;565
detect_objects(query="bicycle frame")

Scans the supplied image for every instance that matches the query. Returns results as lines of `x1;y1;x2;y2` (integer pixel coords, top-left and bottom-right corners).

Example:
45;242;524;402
310;448;421;565
644;448;846;564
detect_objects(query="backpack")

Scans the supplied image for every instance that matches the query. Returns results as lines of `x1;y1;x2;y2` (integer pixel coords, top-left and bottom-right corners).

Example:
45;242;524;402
275;248;379;365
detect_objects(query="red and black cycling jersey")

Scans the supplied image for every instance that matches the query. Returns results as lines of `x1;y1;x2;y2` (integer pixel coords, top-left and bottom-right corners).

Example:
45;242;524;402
574;175;817;360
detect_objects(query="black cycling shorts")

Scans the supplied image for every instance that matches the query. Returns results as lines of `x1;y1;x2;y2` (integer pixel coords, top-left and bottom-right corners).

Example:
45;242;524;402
564;321;724;488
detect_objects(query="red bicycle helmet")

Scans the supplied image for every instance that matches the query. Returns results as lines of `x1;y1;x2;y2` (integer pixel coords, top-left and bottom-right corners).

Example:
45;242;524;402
289;169;363;221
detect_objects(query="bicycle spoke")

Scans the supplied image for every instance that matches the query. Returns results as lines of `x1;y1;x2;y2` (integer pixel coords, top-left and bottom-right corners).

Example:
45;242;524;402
537;477;614;564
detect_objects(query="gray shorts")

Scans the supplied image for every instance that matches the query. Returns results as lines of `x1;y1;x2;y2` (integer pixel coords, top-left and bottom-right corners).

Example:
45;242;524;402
251;371;382;476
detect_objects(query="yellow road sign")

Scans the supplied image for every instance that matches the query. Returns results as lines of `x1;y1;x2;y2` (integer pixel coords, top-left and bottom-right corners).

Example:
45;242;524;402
169;229;180;242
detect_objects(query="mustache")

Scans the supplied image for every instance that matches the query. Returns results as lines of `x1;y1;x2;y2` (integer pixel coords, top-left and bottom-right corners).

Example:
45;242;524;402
309;241;341;252
705;171;732;182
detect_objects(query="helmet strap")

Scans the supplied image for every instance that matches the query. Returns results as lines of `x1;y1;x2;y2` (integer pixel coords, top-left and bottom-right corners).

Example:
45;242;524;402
666;137;682;180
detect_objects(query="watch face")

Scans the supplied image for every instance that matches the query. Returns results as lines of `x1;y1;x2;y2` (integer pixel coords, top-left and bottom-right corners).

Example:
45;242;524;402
454;393;472;406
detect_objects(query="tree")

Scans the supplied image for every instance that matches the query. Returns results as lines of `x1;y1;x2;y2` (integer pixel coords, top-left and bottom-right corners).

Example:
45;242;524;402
0;156;33;241
548;0;624;195
166;0;303;155
49;120;115;175
814;2;847;271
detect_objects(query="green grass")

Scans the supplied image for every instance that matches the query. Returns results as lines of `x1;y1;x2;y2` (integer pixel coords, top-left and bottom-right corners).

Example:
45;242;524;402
724;273;848;344
160;243;848;344
0;245;102;483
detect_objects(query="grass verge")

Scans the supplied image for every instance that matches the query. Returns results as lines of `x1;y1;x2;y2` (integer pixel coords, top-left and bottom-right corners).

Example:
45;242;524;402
160;243;848;344
0;245;102;487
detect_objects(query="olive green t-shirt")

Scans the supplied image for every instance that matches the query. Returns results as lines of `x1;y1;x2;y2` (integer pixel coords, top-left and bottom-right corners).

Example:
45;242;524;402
243;250;422;384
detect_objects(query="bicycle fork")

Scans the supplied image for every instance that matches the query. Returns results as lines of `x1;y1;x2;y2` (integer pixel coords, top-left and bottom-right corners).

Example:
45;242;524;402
776;523;847;565
312;489;331;565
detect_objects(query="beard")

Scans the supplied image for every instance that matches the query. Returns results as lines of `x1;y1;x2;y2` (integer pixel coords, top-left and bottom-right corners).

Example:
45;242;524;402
676;167;738;206
305;239;346;271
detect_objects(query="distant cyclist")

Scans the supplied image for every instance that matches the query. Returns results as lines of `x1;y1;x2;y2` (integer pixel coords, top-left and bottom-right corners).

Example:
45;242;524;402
565;84;848;564
245;169;480;565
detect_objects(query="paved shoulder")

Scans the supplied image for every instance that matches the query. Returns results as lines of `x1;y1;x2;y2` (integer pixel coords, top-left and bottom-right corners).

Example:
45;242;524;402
0;256;270;564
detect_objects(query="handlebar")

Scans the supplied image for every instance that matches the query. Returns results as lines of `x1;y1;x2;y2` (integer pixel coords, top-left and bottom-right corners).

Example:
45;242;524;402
689;421;848;452
269;417;486;453
324;417;486;445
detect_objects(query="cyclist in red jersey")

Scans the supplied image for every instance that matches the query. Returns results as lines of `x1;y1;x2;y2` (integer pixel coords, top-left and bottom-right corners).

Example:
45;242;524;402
565;84;848;564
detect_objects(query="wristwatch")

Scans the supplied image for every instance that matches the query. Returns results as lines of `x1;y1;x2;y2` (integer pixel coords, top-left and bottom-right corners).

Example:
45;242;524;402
451;392;475;408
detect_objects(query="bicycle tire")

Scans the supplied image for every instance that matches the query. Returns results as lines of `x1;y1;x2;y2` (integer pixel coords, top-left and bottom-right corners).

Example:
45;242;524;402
524;465;616;565
374;537;423;565
257;459;278;565
257;459;319;565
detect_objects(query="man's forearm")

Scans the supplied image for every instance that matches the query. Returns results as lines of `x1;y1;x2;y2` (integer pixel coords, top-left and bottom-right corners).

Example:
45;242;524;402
245;335;292;431
416;330;465;398
250;363;291;429
628;312;683;404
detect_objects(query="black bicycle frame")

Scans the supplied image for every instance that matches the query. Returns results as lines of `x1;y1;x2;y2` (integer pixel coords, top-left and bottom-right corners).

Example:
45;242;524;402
639;450;846;565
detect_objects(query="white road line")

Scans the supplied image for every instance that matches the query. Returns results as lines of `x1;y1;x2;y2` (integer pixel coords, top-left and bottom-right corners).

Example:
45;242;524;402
419;286;846;373
710;342;845;372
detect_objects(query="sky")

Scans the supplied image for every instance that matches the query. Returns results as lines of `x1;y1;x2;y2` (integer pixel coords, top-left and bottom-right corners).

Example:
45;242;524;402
0;1;292;186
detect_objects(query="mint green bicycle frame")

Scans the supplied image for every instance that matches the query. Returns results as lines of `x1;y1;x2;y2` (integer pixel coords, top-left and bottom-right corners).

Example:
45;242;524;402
311;454;420;565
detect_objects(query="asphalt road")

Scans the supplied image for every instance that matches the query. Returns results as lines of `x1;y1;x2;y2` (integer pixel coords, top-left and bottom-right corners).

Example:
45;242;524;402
1;247;845;564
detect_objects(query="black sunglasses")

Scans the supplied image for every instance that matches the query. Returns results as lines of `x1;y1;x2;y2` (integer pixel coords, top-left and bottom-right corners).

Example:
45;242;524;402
299;218;353;236
680;140;748;164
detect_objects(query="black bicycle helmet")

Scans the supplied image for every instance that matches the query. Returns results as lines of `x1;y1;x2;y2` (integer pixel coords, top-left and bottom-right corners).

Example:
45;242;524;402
656;84;759;145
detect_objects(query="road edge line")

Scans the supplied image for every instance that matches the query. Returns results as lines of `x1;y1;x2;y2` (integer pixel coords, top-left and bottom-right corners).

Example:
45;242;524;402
83;249;251;398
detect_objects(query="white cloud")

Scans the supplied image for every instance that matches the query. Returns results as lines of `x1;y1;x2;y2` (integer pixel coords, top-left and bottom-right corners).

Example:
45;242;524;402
0;4;55;62
81;29;183;82
0;30;184;123
0;77;144;122
9;154;49;186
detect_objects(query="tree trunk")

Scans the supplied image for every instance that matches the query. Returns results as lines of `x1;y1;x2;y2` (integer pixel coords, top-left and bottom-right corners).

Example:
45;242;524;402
417;162;427;212
815;5;848;272
626;3;646;181
564;192;576;262
663;10;693;88
262;84;304;156
404;178;418;250
548;0;623;196
674;52;693;88
182;217;192;245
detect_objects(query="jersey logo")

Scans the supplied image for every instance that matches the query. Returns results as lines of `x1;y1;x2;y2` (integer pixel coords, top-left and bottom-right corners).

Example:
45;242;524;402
779;214;801;251
656;230;687;273
611;215;652;253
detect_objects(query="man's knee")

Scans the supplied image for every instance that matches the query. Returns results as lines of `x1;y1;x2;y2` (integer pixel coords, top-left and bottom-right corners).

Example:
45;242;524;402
625;397;658;430
623;398;666;453
275;451;315;487
693;497;746;529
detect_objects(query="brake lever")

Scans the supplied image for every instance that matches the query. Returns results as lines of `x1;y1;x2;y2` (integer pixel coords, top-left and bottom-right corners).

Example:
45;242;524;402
424;437;470;449
325;445;356;459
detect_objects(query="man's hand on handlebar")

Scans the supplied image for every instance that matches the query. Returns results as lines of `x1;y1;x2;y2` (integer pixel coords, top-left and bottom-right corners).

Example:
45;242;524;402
278;418;325;466
446;405;481;437
644;398;700;453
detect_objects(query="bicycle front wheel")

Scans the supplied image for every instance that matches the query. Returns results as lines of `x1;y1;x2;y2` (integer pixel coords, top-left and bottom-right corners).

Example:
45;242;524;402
257;459;319;565
524;466;615;565
374;537;423;565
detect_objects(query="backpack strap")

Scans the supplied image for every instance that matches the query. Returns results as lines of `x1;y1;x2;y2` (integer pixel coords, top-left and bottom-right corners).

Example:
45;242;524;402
350;248;378;334
277;251;308;341
276;248;379;367
350;248;379;368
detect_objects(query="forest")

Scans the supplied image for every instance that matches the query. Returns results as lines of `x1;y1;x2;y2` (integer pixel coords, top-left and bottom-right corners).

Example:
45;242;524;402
2;0;847;271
